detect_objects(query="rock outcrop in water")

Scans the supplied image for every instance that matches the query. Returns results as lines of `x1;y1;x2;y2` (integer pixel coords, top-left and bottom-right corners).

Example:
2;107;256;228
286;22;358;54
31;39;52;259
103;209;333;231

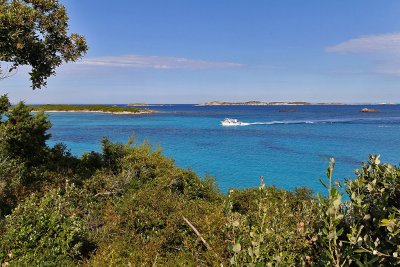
361;108;380;113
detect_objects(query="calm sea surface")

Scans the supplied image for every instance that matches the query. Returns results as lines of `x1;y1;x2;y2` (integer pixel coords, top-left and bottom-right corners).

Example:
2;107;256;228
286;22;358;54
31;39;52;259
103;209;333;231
45;104;400;194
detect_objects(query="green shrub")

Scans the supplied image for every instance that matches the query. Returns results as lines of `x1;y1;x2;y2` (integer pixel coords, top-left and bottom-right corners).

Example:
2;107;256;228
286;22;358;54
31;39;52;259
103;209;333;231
86;183;227;266
0;184;92;265
46;143;80;172
345;155;400;265
0;100;52;186
317;158;355;266
0;158;24;216
78;138;226;265
227;183;321;266
317;155;400;266
79;151;104;176
0;94;10;117
0;102;51;168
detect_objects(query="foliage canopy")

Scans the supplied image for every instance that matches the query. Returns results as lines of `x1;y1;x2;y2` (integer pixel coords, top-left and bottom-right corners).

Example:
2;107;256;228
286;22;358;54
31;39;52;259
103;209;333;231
0;0;88;88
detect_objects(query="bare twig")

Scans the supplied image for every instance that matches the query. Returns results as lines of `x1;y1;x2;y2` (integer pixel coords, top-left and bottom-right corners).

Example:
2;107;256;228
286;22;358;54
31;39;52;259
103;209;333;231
182;215;220;260
182;215;212;250
152;253;158;267
361;247;400;259
0;64;18;80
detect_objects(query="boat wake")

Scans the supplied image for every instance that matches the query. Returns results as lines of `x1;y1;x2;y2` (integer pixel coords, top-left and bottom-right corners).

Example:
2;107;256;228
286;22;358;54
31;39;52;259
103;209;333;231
249;120;314;125
222;117;400;126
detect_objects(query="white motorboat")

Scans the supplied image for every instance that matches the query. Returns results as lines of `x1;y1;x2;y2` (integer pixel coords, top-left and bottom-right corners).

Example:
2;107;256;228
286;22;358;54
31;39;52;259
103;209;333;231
221;118;247;126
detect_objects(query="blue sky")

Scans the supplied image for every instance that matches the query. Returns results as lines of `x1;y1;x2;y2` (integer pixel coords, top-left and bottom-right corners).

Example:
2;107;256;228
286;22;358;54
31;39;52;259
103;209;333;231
3;0;400;104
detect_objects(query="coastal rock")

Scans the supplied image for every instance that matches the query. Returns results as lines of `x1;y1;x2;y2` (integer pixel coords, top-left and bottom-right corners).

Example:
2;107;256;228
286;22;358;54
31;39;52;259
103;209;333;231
361;108;380;113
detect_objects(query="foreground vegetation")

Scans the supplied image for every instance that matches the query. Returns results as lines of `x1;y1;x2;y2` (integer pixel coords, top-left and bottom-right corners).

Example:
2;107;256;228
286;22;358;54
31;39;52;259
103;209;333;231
30;104;152;114
1;1;399;265
0;99;399;266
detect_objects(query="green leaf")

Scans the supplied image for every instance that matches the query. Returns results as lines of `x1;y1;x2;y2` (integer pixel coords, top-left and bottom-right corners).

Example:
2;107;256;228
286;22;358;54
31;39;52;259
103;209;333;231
326;168;331;178
367;184;373;192
366;256;379;265
317;192;324;204
333;195;342;209
380;219;390;226
337;228;344;236
374;155;381;165
233;243;241;253
328;232;336;240
248;247;253;257
354;249;365;253
319;177;327;188
327;207;335;216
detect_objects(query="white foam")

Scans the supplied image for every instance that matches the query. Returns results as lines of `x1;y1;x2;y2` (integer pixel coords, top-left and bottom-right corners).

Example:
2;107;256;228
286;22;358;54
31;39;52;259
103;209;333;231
233;117;396;126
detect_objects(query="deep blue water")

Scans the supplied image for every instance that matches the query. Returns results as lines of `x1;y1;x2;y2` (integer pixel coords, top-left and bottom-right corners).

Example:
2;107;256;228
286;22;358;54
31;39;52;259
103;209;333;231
45;104;400;194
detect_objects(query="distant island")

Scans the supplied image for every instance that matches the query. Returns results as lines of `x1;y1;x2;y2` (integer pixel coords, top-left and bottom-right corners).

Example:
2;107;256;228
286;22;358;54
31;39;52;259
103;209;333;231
30;104;156;115
127;103;150;106
196;101;312;106
197;101;314;106
196;101;397;106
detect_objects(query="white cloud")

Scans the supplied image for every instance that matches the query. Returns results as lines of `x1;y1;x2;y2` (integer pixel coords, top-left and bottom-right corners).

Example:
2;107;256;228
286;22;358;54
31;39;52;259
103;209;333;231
78;54;245;69
326;33;400;55
326;33;400;75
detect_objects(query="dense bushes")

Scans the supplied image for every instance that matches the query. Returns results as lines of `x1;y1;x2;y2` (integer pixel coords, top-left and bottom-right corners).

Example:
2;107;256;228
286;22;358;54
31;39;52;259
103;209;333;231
227;185;321;266
317;157;400;266
0;102;51;184
0;186;91;265
345;155;400;265
0;98;399;265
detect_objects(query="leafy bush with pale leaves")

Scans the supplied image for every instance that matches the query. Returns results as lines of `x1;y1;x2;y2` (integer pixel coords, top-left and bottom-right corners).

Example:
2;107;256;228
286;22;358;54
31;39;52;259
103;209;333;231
227;184;321;266
317;155;400;266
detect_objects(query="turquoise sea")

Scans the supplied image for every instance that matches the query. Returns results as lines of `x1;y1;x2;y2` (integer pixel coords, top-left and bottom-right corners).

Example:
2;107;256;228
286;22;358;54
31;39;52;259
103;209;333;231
46;104;400;194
